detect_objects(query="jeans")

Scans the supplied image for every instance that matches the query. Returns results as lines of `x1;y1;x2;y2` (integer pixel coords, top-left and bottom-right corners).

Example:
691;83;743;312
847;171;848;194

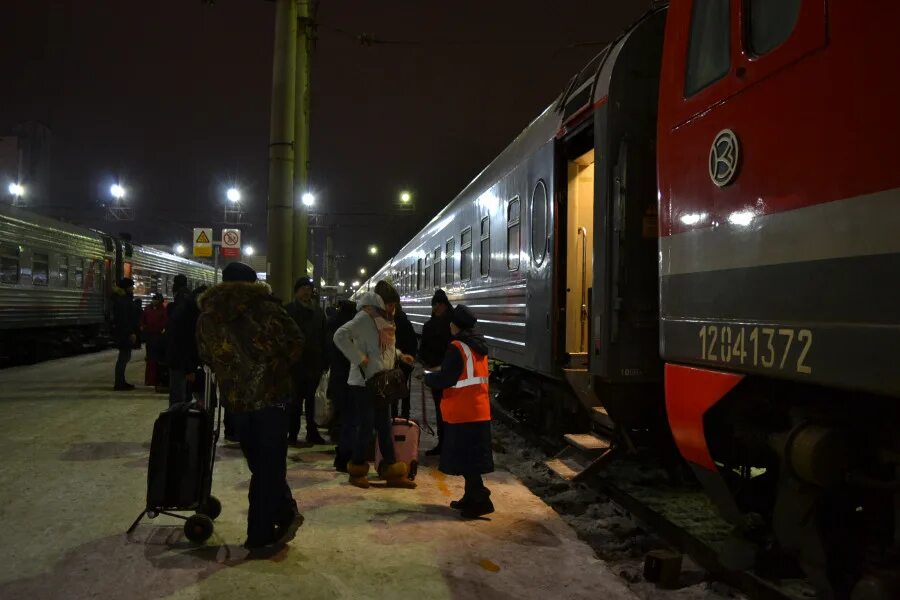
288;373;321;440
350;385;395;466
335;385;357;466
169;369;188;405
114;347;131;387
232;404;294;545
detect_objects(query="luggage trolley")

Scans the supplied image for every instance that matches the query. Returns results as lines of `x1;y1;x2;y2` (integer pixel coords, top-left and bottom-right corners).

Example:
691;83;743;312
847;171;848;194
127;367;223;543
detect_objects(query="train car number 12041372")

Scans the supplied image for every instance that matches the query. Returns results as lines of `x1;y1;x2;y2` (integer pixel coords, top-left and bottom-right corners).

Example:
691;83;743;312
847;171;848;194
698;325;813;375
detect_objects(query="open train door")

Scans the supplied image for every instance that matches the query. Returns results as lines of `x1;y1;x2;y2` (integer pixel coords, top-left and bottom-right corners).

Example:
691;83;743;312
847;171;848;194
589;10;667;431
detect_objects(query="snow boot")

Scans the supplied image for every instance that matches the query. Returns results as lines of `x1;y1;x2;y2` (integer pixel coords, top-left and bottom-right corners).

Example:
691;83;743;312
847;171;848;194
382;461;417;489
450;496;471;510
460;488;493;518
347;462;370;488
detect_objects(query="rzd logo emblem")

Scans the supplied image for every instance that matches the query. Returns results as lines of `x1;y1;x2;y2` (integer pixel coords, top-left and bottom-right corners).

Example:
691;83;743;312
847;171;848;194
709;129;740;187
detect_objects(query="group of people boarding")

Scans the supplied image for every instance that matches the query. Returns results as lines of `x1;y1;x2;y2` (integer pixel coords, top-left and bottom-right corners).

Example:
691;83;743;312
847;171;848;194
195;262;495;554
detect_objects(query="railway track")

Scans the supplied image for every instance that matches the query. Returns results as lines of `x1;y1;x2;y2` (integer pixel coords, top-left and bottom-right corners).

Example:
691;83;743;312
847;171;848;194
490;399;815;600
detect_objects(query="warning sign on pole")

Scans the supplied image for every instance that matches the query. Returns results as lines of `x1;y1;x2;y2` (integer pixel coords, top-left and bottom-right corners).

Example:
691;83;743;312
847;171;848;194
221;229;241;258
193;227;213;257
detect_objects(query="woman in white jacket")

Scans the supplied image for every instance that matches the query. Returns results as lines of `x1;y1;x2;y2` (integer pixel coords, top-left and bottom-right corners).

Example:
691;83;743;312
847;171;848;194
333;291;416;488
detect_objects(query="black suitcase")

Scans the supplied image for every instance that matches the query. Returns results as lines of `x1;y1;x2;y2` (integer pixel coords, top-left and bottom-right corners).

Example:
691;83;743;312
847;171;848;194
127;367;222;543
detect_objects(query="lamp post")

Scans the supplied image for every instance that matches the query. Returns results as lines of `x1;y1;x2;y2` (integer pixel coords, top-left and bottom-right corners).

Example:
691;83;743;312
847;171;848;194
368;245;378;256
175;244;185;255
244;245;255;257
8;182;25;206
359;267;367;276
106;183;132;221
225;187;244;224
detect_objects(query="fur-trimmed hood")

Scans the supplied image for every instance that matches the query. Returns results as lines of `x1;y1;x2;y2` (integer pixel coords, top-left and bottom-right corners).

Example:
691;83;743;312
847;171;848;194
198;281;279;323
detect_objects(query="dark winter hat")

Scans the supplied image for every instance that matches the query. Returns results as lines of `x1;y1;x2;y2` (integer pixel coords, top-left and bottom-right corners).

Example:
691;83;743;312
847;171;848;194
431;289;451;307
451;304;477;330
118;277;134;289
222;262;258;283
293;277;314;292
173;274;188;291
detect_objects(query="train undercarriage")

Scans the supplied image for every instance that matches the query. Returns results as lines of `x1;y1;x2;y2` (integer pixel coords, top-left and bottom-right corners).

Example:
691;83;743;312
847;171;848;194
702;379;900;600
492;363;900;599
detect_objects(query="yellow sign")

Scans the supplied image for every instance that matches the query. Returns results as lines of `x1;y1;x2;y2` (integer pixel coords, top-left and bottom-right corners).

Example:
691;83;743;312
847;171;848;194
193;227;213;257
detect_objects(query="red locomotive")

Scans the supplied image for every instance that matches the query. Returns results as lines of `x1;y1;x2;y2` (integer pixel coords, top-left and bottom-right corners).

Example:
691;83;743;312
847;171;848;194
660;2;900;598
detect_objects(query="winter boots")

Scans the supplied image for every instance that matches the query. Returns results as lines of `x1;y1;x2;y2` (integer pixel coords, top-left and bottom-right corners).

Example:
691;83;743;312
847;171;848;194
347;462;370;488
460;494;494;519
379;461;417;489
350;461;417;489
453;484;493;518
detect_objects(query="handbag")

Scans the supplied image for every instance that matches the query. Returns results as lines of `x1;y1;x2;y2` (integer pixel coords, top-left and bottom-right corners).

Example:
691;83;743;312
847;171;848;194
360;359;408;405
360;314;409;405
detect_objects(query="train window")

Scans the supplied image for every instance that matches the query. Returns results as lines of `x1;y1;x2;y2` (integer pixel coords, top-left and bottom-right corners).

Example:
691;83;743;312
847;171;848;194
0;244;20;284
433;248;441;287
507;197;521;271
745;0;800;56
531;180;548;265
684;0;731;97
74;259;84;288
417;258;423;291
424;254;432;291
59;255;69;287
480;216;491;277
460;228;473;281
445;239;455;284
32;252;49;286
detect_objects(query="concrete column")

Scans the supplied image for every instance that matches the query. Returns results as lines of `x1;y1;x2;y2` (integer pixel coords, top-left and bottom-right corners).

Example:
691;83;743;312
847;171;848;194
292;0;314;283
265;0;297;300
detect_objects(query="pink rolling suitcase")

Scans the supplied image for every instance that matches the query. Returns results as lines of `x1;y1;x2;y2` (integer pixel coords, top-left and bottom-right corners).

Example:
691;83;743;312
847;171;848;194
376;417;421;480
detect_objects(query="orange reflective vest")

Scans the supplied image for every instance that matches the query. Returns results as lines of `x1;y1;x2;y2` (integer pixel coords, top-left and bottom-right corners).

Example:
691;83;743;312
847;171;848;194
440;340;491;424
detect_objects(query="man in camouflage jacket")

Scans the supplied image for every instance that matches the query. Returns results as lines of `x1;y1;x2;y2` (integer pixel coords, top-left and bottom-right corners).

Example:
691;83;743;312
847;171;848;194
196;262;304;552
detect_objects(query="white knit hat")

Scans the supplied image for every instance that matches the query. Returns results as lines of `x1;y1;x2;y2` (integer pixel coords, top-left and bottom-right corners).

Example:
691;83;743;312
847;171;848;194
356;291;385;311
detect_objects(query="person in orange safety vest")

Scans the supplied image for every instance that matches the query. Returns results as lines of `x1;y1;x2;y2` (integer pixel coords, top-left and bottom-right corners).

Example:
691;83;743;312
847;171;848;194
424;304;494;518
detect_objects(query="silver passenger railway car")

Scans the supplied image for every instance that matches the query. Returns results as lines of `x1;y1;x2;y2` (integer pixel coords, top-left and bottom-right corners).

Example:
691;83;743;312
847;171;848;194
0;204;217;361
356;11;666;434
127;243;218;306
0;205;112;332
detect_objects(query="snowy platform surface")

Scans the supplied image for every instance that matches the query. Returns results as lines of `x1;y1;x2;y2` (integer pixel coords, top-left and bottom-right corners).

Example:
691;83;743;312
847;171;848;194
0;350;645;600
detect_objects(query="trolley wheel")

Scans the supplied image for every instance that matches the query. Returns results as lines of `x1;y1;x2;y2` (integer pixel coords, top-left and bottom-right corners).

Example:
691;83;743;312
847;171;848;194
184;514;214;543
199;495;222;520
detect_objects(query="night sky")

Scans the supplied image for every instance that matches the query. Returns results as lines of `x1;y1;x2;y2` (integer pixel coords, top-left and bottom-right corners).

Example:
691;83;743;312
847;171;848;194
1;0;647;279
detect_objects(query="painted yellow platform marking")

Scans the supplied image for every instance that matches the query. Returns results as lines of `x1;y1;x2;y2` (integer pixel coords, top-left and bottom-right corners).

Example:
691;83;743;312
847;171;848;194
479;559;501;572
429;467;452;498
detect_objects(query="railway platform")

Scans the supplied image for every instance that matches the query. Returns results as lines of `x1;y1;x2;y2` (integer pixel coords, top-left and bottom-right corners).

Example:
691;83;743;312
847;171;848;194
0;350;639;600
